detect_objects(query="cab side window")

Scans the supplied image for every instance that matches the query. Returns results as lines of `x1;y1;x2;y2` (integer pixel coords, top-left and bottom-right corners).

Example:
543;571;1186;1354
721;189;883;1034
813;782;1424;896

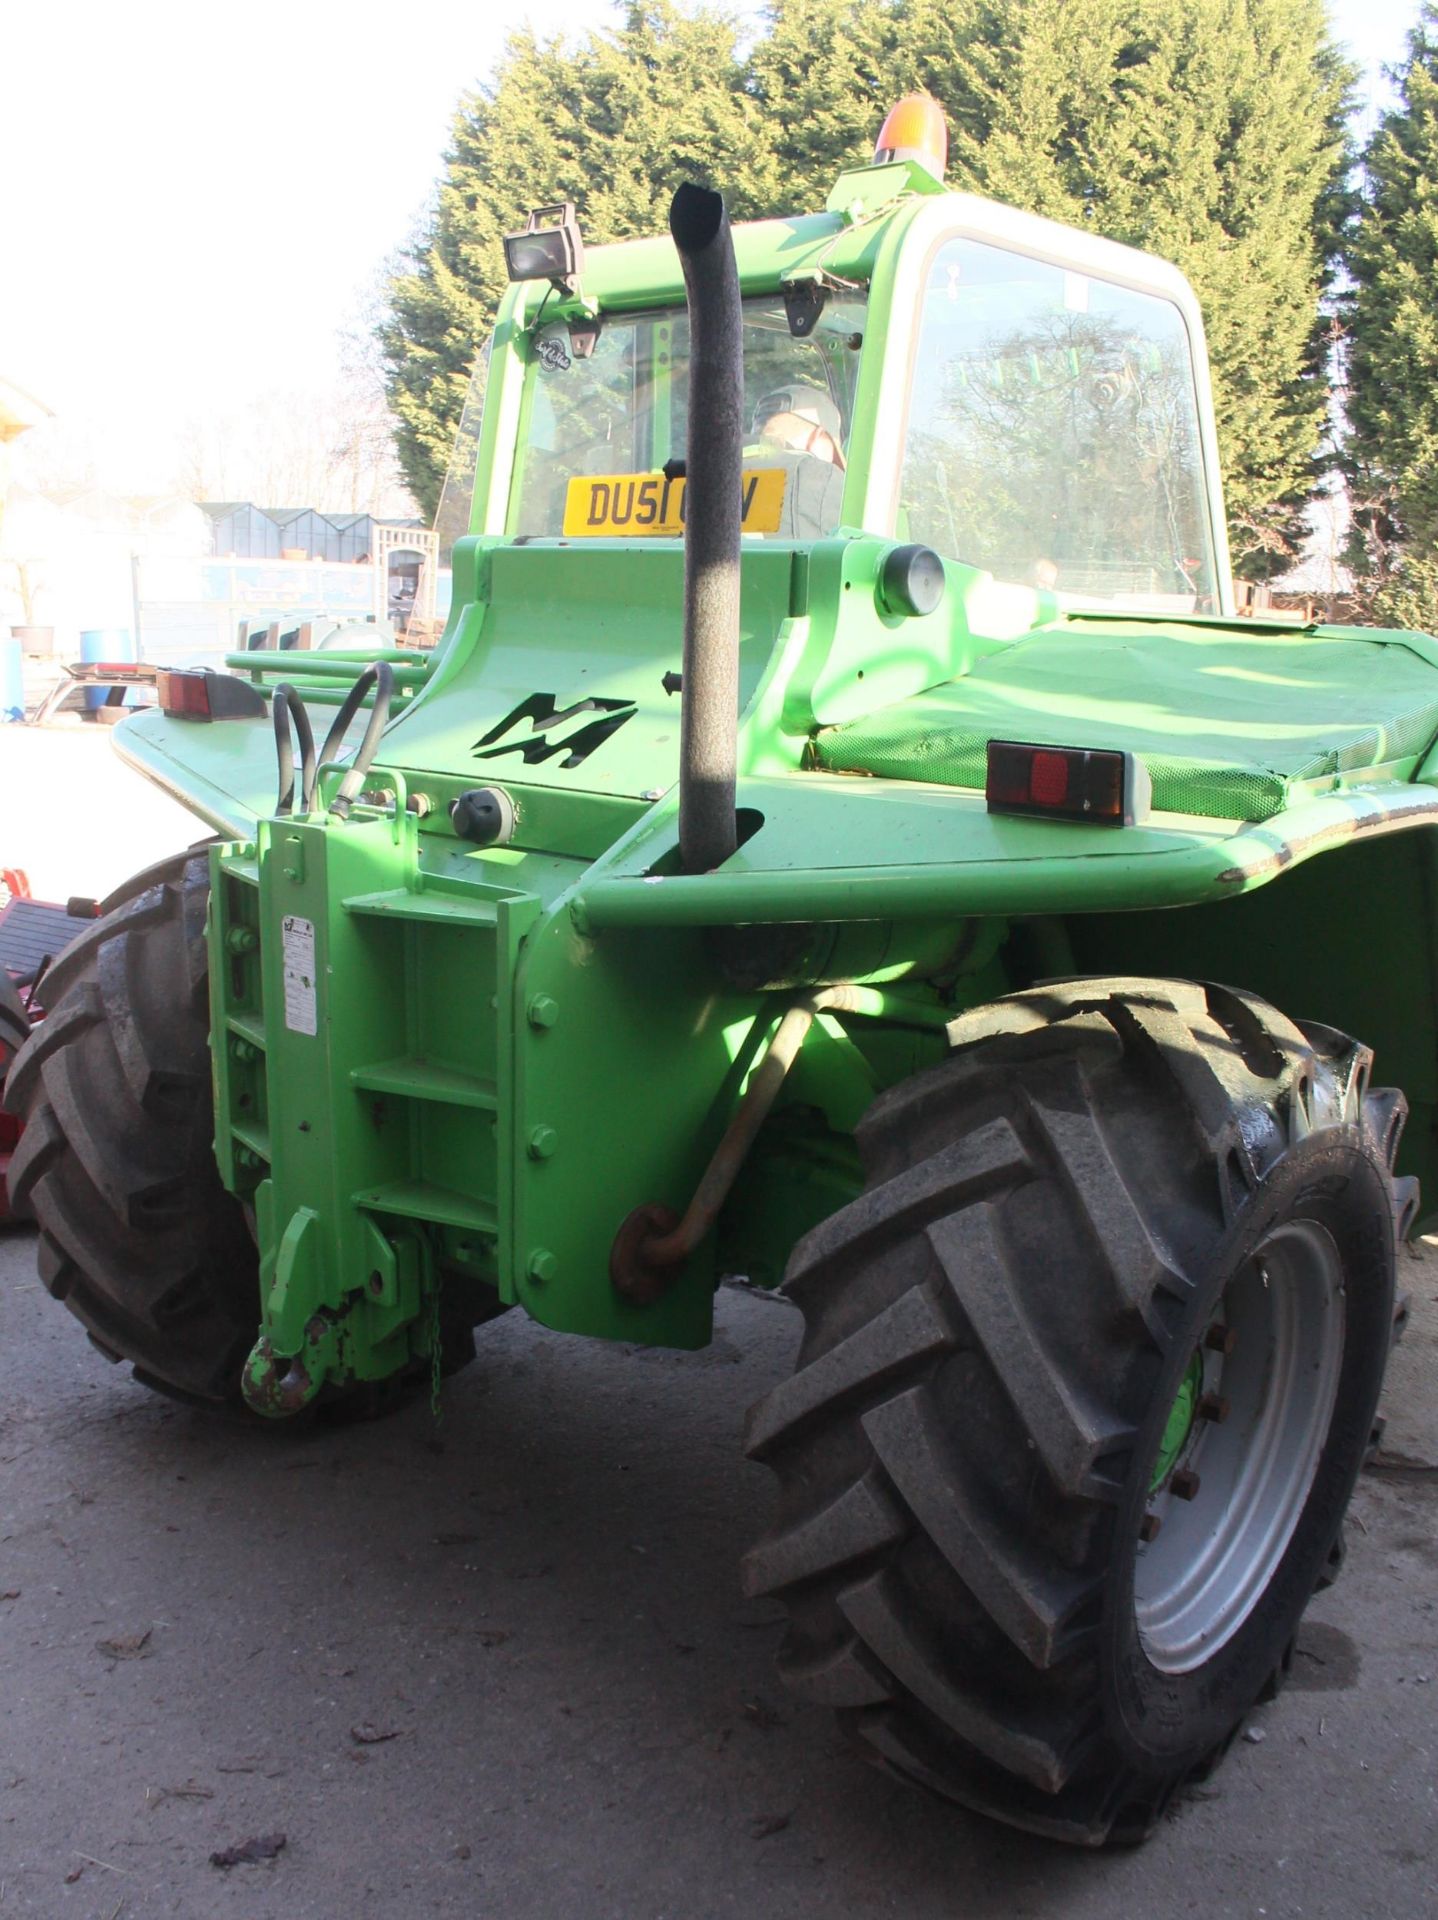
898;238;1217;610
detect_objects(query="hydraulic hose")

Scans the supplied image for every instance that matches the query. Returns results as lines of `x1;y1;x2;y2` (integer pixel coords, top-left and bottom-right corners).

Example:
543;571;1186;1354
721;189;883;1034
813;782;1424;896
669;182;742;876
318;662;396;819
272;682;317;816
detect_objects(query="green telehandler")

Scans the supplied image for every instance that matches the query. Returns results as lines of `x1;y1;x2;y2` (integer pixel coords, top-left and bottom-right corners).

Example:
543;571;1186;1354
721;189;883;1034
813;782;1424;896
5;94;1425;1843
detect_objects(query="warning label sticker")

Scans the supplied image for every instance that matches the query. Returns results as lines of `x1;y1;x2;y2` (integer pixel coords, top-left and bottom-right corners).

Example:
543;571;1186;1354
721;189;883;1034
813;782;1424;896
281;915;318;1036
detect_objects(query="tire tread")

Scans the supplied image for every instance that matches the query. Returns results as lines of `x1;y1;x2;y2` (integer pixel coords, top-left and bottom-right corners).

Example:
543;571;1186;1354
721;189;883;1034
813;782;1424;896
745;977;1403;1843
2;852;257;1402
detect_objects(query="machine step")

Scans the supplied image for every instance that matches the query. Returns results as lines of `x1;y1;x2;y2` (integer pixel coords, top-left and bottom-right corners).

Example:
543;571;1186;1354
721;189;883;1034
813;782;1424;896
343;887;503;926
226;1009;267;1050
350;1056;498;1111
352;1180;498;1234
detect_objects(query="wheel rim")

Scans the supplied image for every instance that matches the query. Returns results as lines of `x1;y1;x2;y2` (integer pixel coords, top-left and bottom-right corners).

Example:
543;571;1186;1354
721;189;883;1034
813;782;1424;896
1134;1219;1346;1675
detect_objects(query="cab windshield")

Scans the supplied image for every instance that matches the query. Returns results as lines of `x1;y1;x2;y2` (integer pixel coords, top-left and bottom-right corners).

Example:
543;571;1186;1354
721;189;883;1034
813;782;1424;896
508;294;866;540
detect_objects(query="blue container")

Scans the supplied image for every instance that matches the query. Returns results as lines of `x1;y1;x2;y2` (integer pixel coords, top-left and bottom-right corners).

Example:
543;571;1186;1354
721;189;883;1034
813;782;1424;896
80;626;137;713
1;636;23;723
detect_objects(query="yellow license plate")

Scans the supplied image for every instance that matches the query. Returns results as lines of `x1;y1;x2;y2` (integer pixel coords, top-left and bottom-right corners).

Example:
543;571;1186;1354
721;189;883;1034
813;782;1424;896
562;468;787;537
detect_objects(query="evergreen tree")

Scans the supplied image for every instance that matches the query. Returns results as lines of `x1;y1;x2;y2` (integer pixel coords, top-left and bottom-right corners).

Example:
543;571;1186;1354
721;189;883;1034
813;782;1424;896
382;3;767;516
1344;3;1438;621
922;0;1352;572
745;1;950;203
385;0;1350;567
754;0;1351;566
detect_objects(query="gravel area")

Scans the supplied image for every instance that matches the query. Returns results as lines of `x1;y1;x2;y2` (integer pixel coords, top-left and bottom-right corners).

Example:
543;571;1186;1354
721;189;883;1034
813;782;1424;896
0;1230;1433;1920
2;728;1435;1916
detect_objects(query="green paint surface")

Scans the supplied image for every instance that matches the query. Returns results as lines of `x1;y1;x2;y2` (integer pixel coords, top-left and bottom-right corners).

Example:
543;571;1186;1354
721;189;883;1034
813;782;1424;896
101;163;1438;1400
1152;1352;1204;1492
818;624;1438;822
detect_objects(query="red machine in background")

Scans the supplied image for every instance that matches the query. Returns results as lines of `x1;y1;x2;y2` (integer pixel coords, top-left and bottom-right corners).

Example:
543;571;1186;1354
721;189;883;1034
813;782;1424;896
0;973;28;1223
0;872;96;1222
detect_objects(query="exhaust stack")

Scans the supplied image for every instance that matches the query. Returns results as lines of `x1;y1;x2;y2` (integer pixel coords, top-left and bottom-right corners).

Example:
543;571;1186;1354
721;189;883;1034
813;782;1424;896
669;182;742;876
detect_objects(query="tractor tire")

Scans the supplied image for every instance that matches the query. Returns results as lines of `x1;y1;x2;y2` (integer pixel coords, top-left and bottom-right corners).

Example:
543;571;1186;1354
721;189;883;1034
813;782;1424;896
2;851;260;1403
743;978;1410;1845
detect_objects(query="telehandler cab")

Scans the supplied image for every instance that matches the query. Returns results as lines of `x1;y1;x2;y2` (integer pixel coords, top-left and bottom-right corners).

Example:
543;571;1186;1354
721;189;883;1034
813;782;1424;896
6;95;1424;1842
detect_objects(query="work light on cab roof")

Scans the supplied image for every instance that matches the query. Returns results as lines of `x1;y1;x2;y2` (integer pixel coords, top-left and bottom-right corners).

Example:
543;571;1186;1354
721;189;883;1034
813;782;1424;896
502;201;585;292
873;91;948;182
500;95;947;299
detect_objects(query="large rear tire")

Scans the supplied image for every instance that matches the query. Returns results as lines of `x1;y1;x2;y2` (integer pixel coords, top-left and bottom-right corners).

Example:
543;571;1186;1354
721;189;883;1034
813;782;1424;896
743;978;1410;1844
3;852;259;1402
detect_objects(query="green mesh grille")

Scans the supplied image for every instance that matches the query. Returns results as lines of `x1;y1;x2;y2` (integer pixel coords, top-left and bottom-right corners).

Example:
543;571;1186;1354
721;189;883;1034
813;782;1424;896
814;628;1438;824
817;724;1292;821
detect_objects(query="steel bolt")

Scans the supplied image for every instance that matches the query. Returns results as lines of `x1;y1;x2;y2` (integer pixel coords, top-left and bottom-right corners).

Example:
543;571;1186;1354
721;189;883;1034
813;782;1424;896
367;1269;385;1297
1170;1467;1202;1501
304;1315;328;1344
527;1248;557;1285
235;1146;261;1170
1204;1323;1237;1356
1197;1392;1231;1424
231;1037;257;1063
1139;1512;1163;1543
226;926;258;954
527;994;559;1030
528;1125;558;1160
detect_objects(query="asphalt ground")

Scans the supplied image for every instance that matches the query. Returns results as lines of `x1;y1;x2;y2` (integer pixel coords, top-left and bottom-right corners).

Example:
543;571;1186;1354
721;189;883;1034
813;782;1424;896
1;1221;1434;1920
2;729;1436;1917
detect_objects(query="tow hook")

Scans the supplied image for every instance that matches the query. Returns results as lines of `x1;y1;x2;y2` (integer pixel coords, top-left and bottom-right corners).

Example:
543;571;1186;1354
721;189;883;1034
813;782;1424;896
242;1336;321;1418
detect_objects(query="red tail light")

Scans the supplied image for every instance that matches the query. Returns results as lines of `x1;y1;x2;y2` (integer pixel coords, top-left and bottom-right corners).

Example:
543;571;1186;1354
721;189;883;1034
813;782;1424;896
155;669;266;722
986;739;1150;826
155;669;212;718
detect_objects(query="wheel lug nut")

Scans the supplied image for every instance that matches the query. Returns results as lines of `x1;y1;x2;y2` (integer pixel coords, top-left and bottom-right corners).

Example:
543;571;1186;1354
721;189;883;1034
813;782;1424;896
1139;1512;1163;1542
1170;1467;1202;1500
1197;1392;1230;1424
1204;1323;1237;1355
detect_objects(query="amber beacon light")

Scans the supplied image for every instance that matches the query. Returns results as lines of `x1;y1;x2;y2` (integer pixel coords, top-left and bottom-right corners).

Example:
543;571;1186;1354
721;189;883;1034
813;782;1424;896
873;93;949;182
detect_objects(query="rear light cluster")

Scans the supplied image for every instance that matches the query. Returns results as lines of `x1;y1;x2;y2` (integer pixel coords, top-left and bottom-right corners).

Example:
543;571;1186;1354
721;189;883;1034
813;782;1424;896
156;669;267;722
156;669;212;717
986;739;1150;827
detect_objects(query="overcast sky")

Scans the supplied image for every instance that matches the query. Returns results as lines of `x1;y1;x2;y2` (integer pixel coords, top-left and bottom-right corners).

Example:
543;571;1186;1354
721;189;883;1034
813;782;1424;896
0;0;1425;492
